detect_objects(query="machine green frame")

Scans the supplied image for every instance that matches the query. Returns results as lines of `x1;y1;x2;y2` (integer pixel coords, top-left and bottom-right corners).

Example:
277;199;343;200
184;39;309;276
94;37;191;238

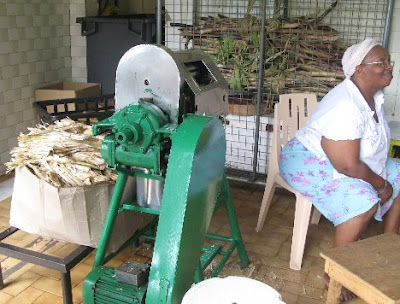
83;115;249;304
82;43;249;304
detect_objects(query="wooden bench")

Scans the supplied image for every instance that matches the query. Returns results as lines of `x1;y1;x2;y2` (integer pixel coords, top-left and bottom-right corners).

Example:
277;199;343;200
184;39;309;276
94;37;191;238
320;233;400;304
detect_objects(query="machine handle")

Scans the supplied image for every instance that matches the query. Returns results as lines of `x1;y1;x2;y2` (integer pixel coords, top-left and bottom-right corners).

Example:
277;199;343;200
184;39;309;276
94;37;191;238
92;123;113;136
170;23;192;28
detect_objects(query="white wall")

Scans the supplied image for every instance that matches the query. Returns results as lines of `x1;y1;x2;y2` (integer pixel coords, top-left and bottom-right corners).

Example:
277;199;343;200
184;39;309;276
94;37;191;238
385;0;400;121
0;0;98;175
0;1;73;175
70;0;87;82
70;0;97;82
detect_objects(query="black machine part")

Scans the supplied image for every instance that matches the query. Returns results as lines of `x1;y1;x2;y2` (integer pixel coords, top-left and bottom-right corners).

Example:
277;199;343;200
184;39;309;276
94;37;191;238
114;261;151;287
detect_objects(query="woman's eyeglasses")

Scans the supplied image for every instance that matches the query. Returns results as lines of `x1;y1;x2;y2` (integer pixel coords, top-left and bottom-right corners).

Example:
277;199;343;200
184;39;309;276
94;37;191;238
361;61;395;68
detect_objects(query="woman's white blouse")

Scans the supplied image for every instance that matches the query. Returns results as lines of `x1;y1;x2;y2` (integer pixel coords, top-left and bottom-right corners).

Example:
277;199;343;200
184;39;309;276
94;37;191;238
296;78;391;179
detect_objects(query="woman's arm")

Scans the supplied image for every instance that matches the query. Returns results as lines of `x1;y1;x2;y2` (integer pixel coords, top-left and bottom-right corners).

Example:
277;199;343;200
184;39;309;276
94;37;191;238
321;136;393;203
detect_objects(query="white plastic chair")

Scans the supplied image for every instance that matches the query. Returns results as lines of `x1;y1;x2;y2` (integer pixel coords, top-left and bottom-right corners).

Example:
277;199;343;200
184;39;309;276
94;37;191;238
256;93;321;271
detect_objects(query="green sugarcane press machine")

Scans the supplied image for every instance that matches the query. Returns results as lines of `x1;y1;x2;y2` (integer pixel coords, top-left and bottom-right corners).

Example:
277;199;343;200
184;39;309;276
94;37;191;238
82;44;250;304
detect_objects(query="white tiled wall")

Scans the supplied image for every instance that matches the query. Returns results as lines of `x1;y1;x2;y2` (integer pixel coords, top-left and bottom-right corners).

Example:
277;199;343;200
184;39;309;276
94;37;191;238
70;0;98;82
0;1;73;175
70;0;87;82
385;0;400;121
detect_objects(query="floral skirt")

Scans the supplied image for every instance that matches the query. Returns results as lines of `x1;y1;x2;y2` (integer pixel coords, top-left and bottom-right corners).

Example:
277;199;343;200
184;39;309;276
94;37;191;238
279;138;400;226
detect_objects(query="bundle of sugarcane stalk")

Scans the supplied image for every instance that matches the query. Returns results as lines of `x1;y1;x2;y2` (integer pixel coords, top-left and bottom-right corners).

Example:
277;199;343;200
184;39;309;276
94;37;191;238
179;0;346;99
6;118;116;187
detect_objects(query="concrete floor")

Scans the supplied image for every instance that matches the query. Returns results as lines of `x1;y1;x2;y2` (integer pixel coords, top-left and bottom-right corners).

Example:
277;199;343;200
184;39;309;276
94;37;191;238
0;176;381;303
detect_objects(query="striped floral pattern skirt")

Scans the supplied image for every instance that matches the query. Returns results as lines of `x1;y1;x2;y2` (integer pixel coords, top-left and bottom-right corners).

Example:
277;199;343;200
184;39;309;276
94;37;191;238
279;138;400;226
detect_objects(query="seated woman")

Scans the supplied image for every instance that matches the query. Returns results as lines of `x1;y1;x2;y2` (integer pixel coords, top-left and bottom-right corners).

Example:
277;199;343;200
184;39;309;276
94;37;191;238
279;38;400;301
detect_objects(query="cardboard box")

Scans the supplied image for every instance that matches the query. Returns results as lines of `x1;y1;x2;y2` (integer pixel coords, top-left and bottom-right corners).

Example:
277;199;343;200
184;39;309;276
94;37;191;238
35;82;101;102
118;0;159;14
10;167;147;252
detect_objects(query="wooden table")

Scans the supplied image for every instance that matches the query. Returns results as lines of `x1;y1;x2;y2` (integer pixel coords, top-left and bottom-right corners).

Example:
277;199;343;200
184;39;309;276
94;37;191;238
320;233;400;304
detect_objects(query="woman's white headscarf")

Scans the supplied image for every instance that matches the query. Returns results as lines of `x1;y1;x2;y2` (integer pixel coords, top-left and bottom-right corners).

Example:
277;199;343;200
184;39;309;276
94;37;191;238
342;38;379;79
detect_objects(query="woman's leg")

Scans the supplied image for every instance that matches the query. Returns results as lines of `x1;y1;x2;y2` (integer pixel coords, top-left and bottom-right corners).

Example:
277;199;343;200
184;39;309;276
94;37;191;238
280;138;380;301
383;195;400;233
382;157;400;233
324;204;378;302
334;203;378;247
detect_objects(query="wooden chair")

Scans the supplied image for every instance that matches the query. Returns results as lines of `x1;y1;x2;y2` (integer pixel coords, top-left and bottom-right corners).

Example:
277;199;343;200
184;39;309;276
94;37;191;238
255;93;321;270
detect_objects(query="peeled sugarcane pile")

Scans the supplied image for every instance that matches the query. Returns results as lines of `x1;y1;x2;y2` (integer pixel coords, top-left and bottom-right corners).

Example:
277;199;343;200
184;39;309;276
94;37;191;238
179;0;346;99
6;118;116;187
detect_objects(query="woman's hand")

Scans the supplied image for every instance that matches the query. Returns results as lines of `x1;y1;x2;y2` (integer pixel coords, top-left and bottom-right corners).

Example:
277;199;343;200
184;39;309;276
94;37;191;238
321;137;393;203
377;180;393;204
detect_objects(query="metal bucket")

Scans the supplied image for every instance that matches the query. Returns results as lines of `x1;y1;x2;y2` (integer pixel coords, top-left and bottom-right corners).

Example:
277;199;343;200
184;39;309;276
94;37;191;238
136;176;164;210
